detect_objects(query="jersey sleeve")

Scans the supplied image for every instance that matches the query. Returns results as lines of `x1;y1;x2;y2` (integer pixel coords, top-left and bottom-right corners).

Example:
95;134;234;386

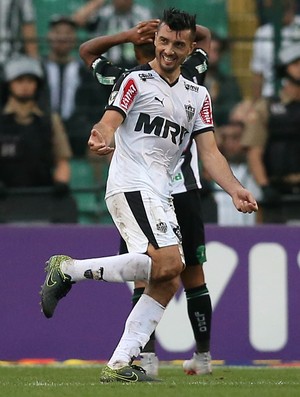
192;88;215;136
181;48;208;85
106;71;139;118
92;56;125;86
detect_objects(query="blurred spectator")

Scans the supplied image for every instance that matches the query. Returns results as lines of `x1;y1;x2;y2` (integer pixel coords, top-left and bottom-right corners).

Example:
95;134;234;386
0;55;77;223
43;15;104;156
72;0;153;69
0;0;38;69
242;43;300;223
213;121;260;225
251;0;300;101
255;0;300;26
204;31;242;126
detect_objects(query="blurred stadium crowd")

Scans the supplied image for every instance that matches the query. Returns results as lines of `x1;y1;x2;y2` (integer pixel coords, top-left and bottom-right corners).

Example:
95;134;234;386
0;0;300;225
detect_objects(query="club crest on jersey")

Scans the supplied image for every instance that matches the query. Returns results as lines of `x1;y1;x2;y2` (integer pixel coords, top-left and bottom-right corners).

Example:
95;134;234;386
200;94;213;125
184;81;199;92
156;221;168;233
138;72;154;81
185;104;195;122
120;79;138;111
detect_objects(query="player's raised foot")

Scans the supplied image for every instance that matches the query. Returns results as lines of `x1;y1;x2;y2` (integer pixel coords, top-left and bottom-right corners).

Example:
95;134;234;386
40;255;74;318
100;364;160;383
183;352;212;375
140;353;159;377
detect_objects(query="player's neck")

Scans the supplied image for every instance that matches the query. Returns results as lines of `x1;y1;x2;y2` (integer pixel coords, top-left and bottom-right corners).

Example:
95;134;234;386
149;59;180;84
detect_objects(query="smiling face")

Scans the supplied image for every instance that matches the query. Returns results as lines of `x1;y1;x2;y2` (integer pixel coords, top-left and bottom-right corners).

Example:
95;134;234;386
152;23;195;81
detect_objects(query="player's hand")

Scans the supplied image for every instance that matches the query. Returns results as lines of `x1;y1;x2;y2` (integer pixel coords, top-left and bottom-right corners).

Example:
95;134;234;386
88;129;114;156
232;188;258;213
129;19;160;45
137;19;160;36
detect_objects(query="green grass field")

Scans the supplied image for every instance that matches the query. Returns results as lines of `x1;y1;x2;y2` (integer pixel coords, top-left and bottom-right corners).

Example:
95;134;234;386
1;365;300;397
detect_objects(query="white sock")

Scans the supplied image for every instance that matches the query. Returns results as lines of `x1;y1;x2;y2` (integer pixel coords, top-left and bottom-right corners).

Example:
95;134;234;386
61;253;151;282
107;294;165;369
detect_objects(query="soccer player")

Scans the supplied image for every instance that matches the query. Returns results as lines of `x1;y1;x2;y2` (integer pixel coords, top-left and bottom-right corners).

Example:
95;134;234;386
40;8;258;383
79;19;214;376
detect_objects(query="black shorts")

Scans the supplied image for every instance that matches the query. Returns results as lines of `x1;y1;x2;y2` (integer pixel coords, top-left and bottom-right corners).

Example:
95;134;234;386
173;189;206;266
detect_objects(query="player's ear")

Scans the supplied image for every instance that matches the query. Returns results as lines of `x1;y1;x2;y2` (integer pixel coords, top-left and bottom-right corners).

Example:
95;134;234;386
189;41;196;54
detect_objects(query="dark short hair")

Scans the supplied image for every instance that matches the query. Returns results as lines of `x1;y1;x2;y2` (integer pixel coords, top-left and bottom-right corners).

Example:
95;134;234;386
134;42;155;58
160;8;196;40
49;15;77;29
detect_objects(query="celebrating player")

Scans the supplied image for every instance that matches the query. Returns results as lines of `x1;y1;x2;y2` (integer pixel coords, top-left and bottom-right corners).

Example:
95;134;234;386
40;8;258;383
79;17;214;377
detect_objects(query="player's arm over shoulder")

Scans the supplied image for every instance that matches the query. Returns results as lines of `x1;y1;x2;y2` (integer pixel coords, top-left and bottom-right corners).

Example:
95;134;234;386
92;56;125;86
181;48;208;85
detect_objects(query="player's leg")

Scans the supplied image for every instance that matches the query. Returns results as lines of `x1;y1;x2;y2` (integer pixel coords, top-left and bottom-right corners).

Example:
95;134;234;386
181;266;212;375
40;251;152;318
132;281;159;376
39;192;157;319
105;191;183;374
173;189;212;375
120;237;159;376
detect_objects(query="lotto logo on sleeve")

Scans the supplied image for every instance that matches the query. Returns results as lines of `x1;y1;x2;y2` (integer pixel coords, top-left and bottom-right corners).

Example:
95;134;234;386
200;94;213;125
120;79;138;111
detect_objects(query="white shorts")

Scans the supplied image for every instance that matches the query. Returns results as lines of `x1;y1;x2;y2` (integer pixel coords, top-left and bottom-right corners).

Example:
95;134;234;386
106;190;183;256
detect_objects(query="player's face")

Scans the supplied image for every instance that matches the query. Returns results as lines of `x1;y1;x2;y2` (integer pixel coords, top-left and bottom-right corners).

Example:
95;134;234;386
154;23;195;76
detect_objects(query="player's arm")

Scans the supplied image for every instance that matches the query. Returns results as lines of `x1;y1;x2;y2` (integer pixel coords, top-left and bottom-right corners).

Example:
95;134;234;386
72;0;105;27
195;131;258;213
88;110;123;156
195;24;211;53
181;25;211;85
79;19;159;68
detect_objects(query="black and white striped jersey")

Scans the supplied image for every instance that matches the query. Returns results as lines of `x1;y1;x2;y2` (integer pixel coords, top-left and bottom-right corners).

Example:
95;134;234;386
0;0;35;64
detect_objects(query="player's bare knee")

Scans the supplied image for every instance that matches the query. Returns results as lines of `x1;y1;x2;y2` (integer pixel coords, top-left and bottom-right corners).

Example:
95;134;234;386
148;244;183;282
150;257;183;282
147;275;180;302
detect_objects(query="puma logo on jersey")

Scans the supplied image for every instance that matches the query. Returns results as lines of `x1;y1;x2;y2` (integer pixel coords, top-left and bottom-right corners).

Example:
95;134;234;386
154;96;164;106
